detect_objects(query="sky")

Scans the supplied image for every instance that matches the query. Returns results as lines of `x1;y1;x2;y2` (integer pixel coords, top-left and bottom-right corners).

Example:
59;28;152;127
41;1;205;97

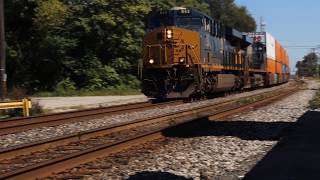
235;0;320;72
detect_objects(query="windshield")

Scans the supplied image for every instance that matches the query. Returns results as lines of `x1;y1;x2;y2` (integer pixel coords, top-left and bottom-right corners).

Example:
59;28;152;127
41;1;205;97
147;16;202;31
175;17;202;30
147;17;174;29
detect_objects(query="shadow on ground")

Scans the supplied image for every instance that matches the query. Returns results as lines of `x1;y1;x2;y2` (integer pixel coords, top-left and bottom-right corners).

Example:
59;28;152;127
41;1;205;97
243;110;320;180
126;171;192;180
162;118;295;141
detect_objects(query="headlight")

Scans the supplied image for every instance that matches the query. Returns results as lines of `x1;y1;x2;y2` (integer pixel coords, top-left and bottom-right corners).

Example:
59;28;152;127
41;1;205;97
166;29;173;39
149;59;154;64
179;57;185;63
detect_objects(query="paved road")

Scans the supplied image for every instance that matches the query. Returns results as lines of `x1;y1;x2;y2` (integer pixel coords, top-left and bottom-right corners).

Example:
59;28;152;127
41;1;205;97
31;95;148;113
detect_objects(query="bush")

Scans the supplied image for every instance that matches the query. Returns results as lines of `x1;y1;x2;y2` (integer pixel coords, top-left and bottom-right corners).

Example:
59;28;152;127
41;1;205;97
120;74;141;89
309;91;320;109
56;78;76;91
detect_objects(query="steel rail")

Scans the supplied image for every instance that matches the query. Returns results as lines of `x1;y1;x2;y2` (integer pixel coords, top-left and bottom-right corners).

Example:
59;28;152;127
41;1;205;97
0;100;183;135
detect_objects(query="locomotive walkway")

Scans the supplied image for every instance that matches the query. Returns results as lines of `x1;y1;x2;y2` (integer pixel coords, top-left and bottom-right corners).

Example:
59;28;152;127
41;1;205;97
244;110;320;180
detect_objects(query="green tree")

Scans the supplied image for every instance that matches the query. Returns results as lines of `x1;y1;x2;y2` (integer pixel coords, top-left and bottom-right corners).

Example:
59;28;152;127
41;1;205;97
5;0;151;92
296;52;319;77
152;0;255;31
32;0;76;90
5;0;37;90
206;0;256;31
65;0;150;89
150;0;209;14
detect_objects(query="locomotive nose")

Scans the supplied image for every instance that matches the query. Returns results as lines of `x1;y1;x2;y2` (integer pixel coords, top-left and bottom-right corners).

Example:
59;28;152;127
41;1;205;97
143;27;200;67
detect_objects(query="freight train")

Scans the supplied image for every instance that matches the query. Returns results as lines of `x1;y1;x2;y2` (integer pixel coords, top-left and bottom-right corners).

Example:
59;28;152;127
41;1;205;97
140;7;290;99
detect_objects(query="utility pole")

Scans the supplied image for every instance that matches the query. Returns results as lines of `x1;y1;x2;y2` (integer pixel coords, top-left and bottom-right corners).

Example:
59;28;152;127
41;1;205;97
0;0;6;99
259;16;266;32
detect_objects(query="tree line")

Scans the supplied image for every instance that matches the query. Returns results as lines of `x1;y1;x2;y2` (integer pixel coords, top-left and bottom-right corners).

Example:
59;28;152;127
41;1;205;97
296;52;319;77
5;0;256;94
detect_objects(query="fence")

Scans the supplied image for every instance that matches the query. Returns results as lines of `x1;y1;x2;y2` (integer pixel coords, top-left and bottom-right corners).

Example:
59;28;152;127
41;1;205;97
0;98;32;117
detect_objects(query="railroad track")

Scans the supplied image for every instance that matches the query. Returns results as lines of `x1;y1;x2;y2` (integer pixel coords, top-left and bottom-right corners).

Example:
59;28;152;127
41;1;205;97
0;100;183;135
0;85;299;179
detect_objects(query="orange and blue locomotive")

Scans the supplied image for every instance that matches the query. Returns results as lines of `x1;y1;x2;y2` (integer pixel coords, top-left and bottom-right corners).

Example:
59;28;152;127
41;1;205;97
141;7;290;99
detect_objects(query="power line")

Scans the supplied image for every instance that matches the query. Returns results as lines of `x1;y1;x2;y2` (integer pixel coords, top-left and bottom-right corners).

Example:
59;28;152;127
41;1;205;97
284;44;320;50
285;46;317;47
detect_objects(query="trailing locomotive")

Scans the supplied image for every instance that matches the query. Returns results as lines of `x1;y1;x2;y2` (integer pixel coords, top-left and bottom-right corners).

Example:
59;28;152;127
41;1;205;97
140;7;290;99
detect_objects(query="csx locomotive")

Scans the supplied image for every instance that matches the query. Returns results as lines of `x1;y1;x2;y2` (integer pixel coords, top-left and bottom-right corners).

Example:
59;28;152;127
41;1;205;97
140;7;290;99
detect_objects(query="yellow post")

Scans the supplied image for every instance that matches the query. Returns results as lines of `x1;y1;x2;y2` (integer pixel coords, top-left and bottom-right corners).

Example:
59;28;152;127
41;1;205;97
0;98;31;117
22;98;31;117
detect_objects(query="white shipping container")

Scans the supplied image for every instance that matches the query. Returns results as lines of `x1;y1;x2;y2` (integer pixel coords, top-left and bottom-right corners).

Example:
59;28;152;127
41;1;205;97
246;32;276;60
247;32;265;43
266;32;276;60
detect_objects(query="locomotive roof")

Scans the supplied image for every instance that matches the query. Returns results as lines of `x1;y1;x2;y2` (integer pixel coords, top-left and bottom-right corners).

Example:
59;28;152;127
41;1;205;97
149;7;212;21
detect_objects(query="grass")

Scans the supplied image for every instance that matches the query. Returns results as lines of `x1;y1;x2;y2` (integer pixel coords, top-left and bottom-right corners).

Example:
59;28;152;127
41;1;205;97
303;76;320;81
237;98;254;105
309;90;320;109
33;87;142;97
236;95;265;105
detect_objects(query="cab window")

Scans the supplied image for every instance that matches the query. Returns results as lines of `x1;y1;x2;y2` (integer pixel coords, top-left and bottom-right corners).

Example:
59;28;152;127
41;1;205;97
203;17;211;33
175;17;202;30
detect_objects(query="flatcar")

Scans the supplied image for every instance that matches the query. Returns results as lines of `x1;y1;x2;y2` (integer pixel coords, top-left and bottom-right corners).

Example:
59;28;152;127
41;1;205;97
140;7;290;99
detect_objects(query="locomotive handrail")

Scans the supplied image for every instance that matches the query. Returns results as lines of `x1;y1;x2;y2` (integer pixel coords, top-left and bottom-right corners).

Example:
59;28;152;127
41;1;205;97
189;46;200;63
146;44;162;47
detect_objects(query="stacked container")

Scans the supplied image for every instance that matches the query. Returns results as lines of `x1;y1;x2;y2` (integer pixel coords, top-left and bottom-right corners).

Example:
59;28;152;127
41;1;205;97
248;32;290;84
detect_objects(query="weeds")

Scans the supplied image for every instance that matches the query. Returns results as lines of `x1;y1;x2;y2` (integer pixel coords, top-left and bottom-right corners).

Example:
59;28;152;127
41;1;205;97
34;86;141;97
30;101;45;116
309;90;320;109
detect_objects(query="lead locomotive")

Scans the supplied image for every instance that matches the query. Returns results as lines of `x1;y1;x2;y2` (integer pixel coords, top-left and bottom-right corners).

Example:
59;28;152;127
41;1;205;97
140;7;290;99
